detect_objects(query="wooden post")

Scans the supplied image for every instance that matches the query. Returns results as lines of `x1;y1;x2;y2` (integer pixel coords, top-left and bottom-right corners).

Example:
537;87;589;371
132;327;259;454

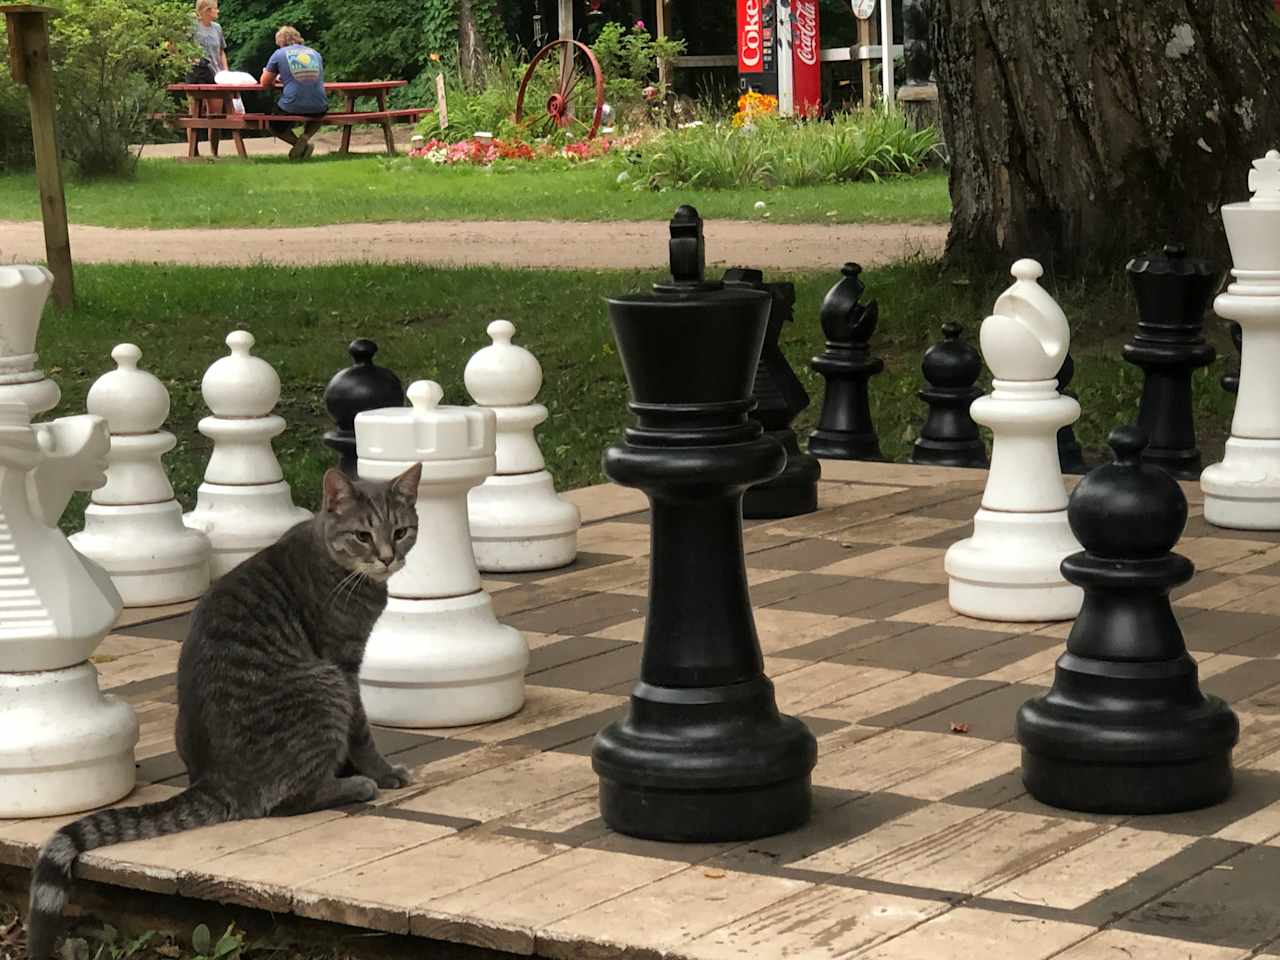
559;0;572;40
2;5;71;309
858;16;873;109
655;0;669;89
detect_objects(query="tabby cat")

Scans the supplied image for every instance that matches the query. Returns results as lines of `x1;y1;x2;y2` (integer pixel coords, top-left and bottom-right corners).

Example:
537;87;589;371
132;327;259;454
26;465;422;958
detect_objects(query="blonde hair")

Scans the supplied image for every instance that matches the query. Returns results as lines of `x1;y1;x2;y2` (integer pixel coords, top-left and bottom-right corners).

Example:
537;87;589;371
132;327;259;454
195;0;216;14
275;25;303;45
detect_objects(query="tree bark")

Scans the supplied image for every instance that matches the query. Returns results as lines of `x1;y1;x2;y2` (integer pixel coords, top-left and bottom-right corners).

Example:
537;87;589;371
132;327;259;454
932;0;1280;275
458;0;489;87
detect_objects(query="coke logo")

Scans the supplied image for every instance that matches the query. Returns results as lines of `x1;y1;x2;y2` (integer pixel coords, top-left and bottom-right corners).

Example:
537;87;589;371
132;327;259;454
795;1;819;65
740;0;763;69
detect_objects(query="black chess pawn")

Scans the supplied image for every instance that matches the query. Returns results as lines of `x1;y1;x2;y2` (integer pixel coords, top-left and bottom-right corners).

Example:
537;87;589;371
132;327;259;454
592;207;817;842
1122;244;1218;479
723;267;821;518
1017;426;1238;814
808;263;884;460
323;339;405;477
1222;321;1242;395
910;321;987;468
1054;354;1087;474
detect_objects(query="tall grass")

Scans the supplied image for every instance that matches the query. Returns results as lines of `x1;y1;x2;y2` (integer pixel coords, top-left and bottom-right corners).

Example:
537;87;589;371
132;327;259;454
631;109;942;190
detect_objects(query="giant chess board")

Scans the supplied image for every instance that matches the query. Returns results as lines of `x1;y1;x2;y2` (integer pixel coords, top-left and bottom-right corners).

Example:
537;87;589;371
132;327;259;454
6;461;1280;960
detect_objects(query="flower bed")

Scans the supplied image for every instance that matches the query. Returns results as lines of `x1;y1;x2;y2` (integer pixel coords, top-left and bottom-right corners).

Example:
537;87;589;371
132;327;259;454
408;134;632;166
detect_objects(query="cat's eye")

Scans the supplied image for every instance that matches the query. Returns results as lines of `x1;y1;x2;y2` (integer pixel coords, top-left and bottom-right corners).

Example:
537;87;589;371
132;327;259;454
351;531;373;544
394;527;411;540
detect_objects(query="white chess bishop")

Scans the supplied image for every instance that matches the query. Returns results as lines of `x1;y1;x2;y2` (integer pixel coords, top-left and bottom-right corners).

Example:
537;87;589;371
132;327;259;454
357;380;528;727
70;344;212;606
183;331;311;577
945;259;1084;622
1202;150;1280;529
0;268;138;818
465;319;580;572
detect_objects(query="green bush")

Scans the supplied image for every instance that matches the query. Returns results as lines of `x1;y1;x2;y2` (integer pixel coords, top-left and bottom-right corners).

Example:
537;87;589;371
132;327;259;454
52;0;193;178
0;0;191;177
0;59;32;171
590;20;684;117
412;50;524;143
629;109;943;190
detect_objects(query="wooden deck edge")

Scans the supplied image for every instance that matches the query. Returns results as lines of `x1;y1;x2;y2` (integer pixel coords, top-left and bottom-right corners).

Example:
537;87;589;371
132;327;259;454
0;862;525;960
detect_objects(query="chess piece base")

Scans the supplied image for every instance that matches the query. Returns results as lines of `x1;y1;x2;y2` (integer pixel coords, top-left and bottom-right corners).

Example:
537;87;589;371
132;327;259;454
183;480;311;578
593;676;816;842
468;471;580;573
945;508;1083;621
71;500;211;607
1018;653;1238;814
743;431;820;519
0;663;139;818
1201;438;1280;529
361;590;528;728
807;429;883;462
910;436;988;469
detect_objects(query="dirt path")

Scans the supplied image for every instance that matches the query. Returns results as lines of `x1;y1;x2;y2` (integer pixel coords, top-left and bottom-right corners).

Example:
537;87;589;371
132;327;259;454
0;219;947;271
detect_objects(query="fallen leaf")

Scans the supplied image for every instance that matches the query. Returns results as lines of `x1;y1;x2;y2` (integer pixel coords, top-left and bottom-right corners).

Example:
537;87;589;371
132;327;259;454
949;721;969;734
703;869;726;879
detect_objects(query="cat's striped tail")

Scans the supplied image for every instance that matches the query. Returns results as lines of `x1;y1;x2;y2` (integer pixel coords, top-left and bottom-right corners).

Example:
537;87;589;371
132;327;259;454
26;783;233;958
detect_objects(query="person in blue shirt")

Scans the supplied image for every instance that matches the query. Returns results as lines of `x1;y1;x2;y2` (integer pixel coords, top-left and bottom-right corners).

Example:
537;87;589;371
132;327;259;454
260;26;327;160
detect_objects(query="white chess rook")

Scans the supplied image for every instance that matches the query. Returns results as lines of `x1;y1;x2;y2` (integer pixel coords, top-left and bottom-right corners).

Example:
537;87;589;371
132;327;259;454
945;259;1084;622
1202;150;1280;529
70;344;212;606
357;380;528;727
183;331;310;577
465;319;580;572
0;265;61;417
0;403;139;817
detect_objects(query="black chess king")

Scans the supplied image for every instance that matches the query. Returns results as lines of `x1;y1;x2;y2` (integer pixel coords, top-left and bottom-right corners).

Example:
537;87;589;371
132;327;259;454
591;206;817;841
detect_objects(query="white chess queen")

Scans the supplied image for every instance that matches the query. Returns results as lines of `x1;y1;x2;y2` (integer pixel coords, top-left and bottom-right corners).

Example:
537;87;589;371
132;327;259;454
944;260;1084;622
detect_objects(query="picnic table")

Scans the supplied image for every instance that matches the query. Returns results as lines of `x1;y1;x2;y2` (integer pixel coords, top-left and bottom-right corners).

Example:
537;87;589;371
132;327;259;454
164;79;430;159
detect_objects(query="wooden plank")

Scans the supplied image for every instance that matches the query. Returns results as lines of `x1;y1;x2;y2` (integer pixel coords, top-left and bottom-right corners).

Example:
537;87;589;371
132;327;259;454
12;9;71;307
558;0;572;40
859;16;873;107
0;5;61;14
655;0;670;88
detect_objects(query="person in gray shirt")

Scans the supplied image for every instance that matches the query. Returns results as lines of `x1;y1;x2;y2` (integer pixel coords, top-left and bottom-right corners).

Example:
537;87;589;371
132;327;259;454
191;0;228;80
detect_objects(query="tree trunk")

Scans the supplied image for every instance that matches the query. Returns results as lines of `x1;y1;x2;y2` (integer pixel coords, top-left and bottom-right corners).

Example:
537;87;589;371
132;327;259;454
458;0;489;88
932;0;1280;275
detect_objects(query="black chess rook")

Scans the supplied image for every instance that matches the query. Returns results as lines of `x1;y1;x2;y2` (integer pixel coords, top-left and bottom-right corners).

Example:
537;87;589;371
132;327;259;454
1017;425;1238;814
592;207;817;842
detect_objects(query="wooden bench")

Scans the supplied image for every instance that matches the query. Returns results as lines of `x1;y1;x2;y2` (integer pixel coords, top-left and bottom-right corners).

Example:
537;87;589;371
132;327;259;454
164;80;429;158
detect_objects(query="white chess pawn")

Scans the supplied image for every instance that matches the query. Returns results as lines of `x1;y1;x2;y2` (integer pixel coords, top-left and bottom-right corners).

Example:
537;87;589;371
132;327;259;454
183;331;310;578
465;320;580;572
945;259;1084;622
1202;150;1280;529
70;344;212;606
0;402;139;817
357;380;528;727
0;265;61;417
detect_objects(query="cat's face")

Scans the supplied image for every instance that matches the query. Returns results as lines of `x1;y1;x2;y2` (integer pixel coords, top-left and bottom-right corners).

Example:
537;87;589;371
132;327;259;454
320;465;421;581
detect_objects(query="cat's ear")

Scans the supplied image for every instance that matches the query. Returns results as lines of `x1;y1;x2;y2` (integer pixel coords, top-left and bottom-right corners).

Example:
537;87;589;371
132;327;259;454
322;468;358;513
391;463;422;501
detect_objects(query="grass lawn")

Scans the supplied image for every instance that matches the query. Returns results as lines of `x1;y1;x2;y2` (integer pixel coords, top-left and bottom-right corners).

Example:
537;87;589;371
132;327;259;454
38;260;1236;535
0;155;951;229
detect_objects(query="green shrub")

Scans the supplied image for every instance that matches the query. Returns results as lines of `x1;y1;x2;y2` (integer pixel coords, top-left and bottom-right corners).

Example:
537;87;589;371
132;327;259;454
0;59;32;171
51;0;193;178
412;50;524;143
630;109;942;190
590;20;684;117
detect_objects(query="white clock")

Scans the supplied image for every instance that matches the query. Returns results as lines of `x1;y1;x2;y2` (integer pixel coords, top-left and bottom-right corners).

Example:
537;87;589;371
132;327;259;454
852;0;877;19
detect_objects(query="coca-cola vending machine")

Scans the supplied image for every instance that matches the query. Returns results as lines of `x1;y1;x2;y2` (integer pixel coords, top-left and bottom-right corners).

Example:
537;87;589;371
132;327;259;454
737;0;821;117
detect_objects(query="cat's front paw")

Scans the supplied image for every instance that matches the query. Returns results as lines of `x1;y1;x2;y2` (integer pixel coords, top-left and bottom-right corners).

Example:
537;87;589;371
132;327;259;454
376;765;412;789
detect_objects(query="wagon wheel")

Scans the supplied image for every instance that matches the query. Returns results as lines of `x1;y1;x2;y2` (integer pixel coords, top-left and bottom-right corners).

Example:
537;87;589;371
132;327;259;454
514;39;606;140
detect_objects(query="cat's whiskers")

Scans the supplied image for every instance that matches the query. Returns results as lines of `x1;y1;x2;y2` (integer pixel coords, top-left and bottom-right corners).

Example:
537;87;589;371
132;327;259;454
327;569;364;608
